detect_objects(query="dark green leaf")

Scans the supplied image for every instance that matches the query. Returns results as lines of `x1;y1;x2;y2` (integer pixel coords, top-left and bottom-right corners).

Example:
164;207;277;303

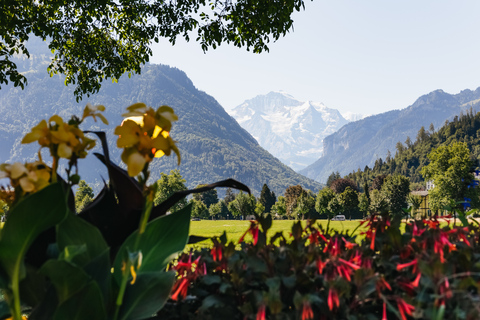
52;281;106;320
0;183;67;279
113;204;191;284
39;260;91;304
57;213;108;267
119;271;175;320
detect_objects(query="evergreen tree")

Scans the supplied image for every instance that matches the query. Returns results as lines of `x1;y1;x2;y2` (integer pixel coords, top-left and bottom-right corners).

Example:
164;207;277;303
326;171;341;187
259;184;276;213
75;180;94;213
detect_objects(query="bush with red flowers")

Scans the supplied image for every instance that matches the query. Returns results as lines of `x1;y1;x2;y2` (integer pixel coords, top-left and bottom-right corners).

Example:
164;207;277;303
157;214;480;320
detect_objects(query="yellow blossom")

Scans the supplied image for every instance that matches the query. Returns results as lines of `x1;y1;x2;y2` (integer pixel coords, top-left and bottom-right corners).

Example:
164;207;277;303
22;114;96;160
21;120;50;146
0;162;51;194
115;104;180;177
82;103;109;124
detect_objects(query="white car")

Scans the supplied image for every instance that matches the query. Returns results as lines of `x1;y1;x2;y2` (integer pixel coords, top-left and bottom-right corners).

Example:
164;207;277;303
332;215;346;221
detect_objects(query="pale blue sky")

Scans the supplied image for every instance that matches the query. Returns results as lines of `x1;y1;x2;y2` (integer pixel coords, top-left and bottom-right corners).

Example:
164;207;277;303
150;0;480;116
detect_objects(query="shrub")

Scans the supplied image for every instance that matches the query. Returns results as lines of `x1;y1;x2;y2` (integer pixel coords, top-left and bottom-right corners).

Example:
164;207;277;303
159;214;480;319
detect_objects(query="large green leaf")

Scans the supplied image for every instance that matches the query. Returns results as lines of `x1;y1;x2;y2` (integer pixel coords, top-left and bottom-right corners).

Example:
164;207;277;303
52;281;106;320
56;213;112;301
56;212;109;267
119;271;175;320
113;204;191;284
39;260;91;304
82;248;112;302
0;183;68;279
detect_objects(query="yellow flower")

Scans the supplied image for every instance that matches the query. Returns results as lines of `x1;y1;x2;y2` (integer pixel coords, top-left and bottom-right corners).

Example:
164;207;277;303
0;162;51;194
82;103;109;124
115;119;143;148
22;114;96;160
21;119;50;146
115;104;180;177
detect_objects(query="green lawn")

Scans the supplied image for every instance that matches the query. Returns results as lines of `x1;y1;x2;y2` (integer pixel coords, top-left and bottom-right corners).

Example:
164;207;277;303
188;219;367;248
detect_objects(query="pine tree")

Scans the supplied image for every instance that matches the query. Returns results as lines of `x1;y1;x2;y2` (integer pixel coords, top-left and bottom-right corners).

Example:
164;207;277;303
75;180;94;213
259;183;276;213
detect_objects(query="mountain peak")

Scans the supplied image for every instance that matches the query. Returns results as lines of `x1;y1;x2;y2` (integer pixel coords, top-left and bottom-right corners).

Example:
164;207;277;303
230;93;351;171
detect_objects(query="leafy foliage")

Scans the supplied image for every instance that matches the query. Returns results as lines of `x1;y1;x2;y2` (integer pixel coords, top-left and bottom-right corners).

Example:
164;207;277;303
2;0;308;99
228;191;256;219
154;169;187;213
421;141;479;212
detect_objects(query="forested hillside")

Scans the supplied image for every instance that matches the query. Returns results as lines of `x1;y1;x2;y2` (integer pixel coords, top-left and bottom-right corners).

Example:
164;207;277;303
301;88;480;183
344;109;480;189
0;52;322;196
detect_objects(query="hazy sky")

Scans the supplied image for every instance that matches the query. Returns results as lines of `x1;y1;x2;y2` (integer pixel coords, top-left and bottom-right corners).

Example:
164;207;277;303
150;0;480;116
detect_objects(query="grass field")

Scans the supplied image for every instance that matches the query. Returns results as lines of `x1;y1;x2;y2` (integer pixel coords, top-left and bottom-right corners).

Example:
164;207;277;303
188;219;368;248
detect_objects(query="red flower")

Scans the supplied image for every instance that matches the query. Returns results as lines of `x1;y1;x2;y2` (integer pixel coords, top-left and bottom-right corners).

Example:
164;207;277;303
328;288;340;311
308;228;328;245
170;254;205;300
382;302;387;320
338;258;361;271
376;277;392;296
317;258;327;275
211;245;223;262
256;304;266;320
171;278;189;301
396;259;418;273
396;298;415;320
424;219;439;229
410;273;421;288
342;237;357;249
239;220;260;245
302;301;314;320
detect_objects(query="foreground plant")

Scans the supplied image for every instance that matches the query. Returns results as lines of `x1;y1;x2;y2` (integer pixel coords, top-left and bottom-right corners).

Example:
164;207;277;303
0;102;249;320
158;214;480;320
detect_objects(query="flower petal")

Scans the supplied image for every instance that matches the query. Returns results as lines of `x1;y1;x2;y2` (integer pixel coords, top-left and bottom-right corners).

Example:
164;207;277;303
127;152;146;177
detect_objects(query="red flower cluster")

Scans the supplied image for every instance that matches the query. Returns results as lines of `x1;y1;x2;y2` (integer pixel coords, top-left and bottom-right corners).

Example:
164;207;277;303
170;253;206;301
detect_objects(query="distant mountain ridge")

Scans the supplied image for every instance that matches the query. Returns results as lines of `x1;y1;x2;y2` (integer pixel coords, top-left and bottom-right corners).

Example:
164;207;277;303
0;49;322;196
300;88;480;183
230;92;354;170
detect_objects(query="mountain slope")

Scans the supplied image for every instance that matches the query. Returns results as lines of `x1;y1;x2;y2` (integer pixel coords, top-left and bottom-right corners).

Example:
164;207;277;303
300;88;480;183
0;59;322;196
345;108;480;188
230;92;351;170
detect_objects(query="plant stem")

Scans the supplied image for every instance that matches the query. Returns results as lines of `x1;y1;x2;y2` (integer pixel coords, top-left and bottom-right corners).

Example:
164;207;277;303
113;192;154;320
51;156;58;183
11;257;22;320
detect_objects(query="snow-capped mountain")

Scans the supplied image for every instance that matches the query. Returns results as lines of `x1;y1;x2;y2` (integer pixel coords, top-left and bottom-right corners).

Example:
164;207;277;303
229;92;353;170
